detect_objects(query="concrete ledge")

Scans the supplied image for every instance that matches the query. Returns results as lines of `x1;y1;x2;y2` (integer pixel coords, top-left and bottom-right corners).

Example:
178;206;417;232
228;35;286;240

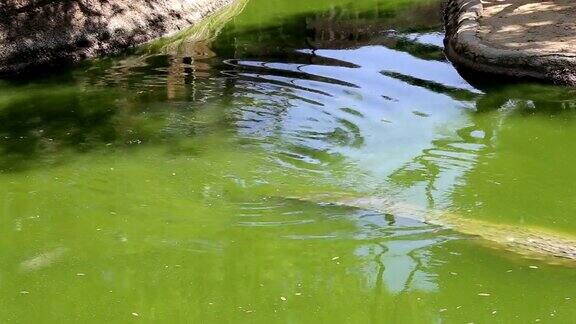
0;0;235;73
444;0;576;85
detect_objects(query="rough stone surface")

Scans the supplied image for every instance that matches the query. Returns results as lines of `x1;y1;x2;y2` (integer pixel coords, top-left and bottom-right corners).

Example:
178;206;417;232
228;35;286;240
0;0;234;73
444;0;576;85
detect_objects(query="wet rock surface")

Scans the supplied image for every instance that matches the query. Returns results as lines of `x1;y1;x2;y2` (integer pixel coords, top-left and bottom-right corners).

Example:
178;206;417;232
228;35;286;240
0;0;234;73
444;0;576;85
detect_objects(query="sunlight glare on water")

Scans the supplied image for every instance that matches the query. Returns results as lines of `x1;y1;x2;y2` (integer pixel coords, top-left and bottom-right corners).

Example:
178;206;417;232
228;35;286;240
1;0;576;322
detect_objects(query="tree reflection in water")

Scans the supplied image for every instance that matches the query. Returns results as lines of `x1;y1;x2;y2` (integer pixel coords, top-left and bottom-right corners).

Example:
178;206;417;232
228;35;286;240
1;0;576;308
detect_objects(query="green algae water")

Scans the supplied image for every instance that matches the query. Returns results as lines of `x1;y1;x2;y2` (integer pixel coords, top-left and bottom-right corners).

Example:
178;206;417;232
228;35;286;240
2;0;576;322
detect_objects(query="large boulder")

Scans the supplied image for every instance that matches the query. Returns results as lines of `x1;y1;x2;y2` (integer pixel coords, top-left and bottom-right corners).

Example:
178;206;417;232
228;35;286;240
444;0;576;85
0;0;234;73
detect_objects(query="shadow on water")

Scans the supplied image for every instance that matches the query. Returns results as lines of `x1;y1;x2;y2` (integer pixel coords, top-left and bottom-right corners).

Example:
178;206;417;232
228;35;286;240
2;0;576;322
0;0;449;172
0;0;574;240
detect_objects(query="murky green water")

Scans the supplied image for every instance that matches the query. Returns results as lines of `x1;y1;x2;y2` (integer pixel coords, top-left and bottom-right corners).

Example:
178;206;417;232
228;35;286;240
2;0;576;322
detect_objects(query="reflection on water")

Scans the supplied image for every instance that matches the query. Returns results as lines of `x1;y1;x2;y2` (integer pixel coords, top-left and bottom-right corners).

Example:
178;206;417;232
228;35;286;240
2;0;576;322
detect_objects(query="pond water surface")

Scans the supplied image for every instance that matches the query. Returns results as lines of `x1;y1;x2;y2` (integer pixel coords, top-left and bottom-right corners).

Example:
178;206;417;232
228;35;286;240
2;0;576;322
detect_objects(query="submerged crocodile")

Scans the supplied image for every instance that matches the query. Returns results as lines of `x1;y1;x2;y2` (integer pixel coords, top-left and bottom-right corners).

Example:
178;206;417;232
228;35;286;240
290;194;576;264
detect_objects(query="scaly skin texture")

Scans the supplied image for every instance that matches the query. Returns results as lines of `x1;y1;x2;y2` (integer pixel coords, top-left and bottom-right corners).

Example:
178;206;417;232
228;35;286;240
0;0;235;73
289;193;576;265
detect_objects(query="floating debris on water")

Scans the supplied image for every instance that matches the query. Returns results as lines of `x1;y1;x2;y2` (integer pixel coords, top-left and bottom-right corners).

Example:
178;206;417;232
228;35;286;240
478;293;491;297
412;110;430;118
280;296;287;301
20;247;67;272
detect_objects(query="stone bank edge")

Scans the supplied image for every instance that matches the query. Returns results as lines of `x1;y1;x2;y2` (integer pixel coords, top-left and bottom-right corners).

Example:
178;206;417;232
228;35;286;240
444;0;576;85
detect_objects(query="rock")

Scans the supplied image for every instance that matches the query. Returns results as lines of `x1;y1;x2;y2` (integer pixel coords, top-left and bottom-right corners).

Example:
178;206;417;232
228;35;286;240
0;0;235;73
443;0;576;86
